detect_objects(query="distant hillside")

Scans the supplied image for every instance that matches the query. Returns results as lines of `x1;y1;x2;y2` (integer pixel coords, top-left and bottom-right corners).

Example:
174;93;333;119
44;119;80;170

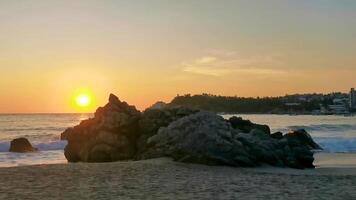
169;93;348;114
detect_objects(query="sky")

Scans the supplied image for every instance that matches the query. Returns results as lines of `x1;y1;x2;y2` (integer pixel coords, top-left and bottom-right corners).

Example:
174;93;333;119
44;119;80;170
0;0;355;113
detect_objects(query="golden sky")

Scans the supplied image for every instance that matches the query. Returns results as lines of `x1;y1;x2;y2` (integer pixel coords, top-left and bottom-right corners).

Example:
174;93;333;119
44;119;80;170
0;0;355;113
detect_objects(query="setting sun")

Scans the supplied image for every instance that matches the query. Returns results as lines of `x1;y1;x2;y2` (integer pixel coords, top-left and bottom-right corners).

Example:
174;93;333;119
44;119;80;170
76;94;91;107
70;88;96;112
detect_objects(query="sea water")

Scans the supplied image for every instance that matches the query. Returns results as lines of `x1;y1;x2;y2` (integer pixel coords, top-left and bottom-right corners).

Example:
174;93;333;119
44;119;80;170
0;113;355;167
0;114;92;167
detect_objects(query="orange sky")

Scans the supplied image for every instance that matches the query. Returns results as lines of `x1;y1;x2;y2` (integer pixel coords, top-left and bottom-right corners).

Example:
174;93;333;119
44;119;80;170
0;1;355;113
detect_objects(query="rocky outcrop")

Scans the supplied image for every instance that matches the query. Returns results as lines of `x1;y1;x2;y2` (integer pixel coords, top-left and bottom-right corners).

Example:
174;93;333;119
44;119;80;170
9;138;37;153
139;112;320;169
62;93;321;169
228;116;270;135
64;94;140;162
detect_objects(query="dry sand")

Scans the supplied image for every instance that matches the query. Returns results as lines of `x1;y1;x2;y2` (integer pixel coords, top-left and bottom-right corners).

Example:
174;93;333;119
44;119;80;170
0;153;355;200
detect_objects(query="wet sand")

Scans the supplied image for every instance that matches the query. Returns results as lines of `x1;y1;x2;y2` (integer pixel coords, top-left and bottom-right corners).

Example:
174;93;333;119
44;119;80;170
0;153;355;200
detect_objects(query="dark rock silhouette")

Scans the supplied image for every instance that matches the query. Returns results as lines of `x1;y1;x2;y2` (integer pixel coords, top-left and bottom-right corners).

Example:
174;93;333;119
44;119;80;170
64;93;140;162
285;129;322;150
62;93;321;169
9;138;37;153
228;116;271;135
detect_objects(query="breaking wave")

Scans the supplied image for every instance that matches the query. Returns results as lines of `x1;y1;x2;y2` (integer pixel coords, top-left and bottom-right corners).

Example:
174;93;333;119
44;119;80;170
0;140;67;152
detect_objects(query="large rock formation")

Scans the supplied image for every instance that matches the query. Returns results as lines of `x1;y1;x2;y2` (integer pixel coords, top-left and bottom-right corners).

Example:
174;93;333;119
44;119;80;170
62;94;321;169
139;112;320;168
9;137;37;153
64;94;140;162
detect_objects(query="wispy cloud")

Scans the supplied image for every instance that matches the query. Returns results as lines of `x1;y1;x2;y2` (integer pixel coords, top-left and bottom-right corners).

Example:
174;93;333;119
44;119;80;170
182;63;231;76
182;50;285;77
195;56;217;64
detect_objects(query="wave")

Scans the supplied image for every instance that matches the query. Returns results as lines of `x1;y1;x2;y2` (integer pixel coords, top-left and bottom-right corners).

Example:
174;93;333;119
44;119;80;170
286;124;356;132
34;141;67;151
314;137;356;153
0;127;66;132
0;142;10;152
0;140;67;152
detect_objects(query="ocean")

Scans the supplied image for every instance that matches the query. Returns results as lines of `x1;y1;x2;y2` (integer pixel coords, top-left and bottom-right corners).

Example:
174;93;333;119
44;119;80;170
0;114;355;167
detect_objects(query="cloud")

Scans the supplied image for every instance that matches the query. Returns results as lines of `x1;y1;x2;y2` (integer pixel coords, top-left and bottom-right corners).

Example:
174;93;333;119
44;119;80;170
206;49;236;57
195;56;217;64
182;63;231;76
181;51;285;77
235;68;286;75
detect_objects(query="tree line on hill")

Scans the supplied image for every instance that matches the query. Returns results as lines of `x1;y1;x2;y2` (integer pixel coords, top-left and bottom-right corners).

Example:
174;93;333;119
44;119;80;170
168;93;348;114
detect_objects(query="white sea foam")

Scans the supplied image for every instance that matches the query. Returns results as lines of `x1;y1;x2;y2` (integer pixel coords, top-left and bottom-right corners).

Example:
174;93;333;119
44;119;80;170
315;137;356;153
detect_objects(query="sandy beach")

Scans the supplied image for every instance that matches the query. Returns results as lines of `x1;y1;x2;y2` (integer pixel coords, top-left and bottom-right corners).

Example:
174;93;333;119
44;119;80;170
0;153;355;200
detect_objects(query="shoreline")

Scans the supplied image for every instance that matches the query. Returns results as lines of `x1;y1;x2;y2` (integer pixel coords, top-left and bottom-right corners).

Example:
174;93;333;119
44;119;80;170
0;156;355;199
1;152;356;169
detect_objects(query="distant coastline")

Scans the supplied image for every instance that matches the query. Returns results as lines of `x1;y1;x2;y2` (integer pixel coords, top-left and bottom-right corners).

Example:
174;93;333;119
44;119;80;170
167;91;355;115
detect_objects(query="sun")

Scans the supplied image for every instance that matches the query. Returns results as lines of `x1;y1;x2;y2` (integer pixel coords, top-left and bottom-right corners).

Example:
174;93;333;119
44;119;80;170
75;94;91;107
70;88;96;112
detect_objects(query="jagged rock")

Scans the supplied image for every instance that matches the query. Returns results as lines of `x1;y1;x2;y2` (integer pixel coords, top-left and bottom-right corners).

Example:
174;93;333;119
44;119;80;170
285;129;322;150
228;116;271;135
64;94;140;162
9;138;37;153
109;93;120;104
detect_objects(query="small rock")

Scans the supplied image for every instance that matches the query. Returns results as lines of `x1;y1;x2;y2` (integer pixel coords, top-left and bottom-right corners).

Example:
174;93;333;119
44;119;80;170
9;138;37;153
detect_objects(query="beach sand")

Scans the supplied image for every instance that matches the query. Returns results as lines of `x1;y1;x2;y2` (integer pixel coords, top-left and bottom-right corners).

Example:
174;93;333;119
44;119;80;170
0;153;355;200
